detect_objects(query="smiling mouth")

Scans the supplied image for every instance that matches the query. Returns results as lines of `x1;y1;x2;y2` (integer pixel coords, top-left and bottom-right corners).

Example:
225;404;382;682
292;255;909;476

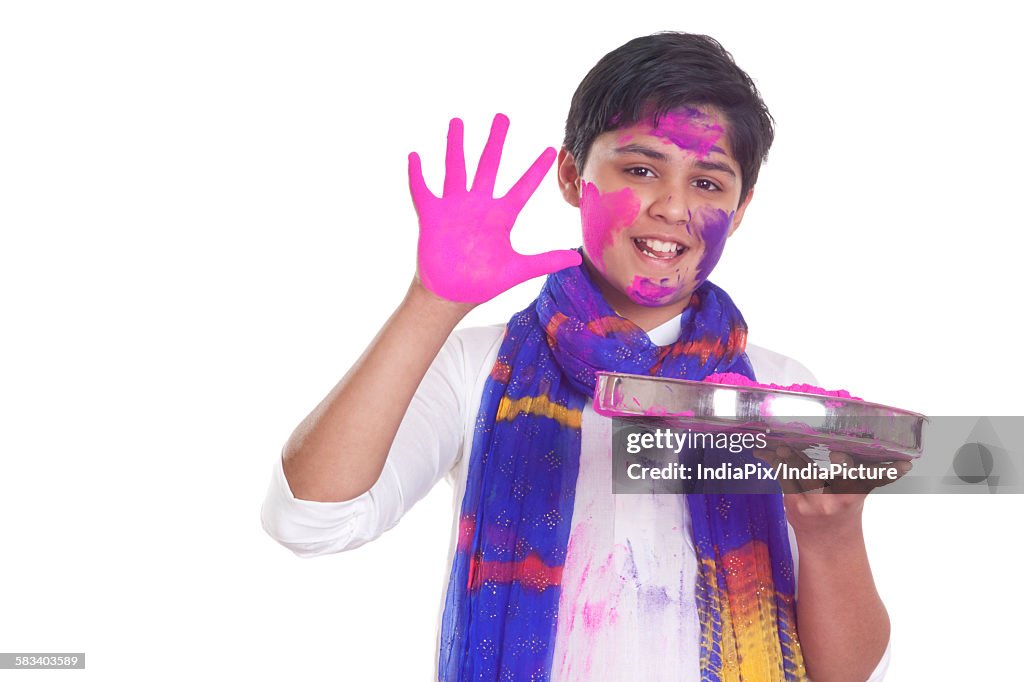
633;237;687;261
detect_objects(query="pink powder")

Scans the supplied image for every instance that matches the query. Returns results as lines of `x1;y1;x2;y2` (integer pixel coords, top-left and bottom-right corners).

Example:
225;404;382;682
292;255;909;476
582;602;606;629
648;108;724;159
703;372;863;401
556;520;625;678
411;114;582;303
579;181;641;274
643;406;694;417
626;275;677;305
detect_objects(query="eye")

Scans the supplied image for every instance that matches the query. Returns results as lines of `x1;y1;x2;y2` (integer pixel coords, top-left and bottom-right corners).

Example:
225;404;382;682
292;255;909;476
625;166;655;178
692;178;722;192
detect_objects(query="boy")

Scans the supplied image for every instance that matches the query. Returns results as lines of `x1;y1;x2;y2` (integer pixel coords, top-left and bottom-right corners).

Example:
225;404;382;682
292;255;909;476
262;32;894;681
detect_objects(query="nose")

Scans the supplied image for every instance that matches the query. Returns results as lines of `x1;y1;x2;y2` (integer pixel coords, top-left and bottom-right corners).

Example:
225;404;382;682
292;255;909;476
649;192;691;226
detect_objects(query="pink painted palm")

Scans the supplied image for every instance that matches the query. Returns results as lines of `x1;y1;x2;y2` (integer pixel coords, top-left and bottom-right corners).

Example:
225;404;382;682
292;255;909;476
408;114;581;303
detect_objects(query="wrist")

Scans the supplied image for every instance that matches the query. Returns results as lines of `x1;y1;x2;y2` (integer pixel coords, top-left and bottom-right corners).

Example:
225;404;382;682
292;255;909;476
405;277;477;324
792;515;865;555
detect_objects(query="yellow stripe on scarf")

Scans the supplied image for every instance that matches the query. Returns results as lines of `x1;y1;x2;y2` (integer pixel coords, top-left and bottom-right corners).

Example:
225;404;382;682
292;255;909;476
697;541;807;681
496;395;582;429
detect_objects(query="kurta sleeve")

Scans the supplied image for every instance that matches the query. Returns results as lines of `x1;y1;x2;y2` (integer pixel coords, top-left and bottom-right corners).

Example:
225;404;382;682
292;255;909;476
260;329;470;558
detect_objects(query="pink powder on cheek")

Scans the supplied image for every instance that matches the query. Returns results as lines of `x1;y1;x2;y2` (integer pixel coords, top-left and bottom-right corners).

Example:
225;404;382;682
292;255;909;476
648;108;724;159
704;372;863;401
579;181;641;273
693;206;733;283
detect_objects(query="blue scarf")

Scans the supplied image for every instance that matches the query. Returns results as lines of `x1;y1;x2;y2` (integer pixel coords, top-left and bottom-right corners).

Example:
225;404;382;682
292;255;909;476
438;262;805;681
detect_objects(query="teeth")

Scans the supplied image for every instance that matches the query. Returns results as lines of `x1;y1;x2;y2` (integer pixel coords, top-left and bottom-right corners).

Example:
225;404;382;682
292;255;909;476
635;238;684;258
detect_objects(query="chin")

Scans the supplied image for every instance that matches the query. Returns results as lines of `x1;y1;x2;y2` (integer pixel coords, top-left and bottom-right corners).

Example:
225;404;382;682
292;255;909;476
627;293;685;308
620;272;692;308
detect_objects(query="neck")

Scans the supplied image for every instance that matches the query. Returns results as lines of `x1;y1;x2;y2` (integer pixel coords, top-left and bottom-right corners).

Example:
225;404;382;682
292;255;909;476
582;256;690;332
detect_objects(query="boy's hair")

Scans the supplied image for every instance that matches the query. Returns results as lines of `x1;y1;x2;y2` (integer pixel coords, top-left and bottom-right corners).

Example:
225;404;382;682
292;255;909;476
563;32;775;205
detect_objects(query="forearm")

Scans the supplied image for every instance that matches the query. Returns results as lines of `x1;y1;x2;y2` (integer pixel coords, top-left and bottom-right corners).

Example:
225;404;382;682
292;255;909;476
282;280;472;502
794;515;890;682
281;114;572;503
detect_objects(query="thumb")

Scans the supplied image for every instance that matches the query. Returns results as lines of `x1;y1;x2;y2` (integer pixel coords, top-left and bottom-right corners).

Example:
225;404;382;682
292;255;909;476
512;249;583;282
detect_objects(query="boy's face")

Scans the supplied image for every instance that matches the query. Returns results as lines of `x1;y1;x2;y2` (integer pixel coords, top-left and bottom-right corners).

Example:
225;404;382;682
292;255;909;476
558;107;753;324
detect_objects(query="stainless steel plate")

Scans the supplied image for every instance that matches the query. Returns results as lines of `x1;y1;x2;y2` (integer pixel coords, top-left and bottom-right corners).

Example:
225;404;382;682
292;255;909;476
594;372;927;461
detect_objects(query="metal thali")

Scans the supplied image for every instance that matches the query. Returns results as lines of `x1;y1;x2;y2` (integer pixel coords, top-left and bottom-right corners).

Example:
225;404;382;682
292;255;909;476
594;372;927;461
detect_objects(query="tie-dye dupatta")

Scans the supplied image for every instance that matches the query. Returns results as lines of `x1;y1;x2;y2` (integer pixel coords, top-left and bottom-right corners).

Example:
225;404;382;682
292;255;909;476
438;262;806;681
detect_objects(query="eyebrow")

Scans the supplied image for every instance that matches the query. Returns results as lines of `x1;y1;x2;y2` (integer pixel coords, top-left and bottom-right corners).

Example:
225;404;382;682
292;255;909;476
613;143;738;178
613;143;669;161
693;159;737;179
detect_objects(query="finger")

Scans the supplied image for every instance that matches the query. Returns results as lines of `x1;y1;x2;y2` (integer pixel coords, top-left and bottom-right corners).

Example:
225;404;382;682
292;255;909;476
826;452;874;495
752;447;788;484
827;476;871;495
752;448;779;465
501;146;558;217
781;445;830;495
443;117;467;196
471;113;510;196
860;460;913;493
512;249;583;282
776;445;816;495
787;444;818;468
892;460;913;479
407;152;434;205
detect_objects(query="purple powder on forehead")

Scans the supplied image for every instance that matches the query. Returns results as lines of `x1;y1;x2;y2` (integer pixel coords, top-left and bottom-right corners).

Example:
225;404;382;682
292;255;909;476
609;107;724;158
648;108;724;159
704;372;863;401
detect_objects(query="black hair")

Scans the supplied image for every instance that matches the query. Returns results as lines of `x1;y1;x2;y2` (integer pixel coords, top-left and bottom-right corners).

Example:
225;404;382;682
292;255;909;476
564;32;775;205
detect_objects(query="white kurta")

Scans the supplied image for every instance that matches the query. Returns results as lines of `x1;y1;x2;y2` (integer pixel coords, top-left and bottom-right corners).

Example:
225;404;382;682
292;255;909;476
261;318;891;681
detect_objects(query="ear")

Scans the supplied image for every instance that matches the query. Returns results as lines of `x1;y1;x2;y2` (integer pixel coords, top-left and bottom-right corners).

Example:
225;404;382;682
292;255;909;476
556;148;582;208
728;186;755;237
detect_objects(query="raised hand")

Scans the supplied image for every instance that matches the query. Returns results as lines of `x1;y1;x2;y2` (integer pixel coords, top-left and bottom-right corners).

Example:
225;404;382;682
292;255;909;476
408;114;582;304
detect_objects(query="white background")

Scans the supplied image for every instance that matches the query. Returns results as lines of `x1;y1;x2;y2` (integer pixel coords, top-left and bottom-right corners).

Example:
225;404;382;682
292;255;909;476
2;1;1021;680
